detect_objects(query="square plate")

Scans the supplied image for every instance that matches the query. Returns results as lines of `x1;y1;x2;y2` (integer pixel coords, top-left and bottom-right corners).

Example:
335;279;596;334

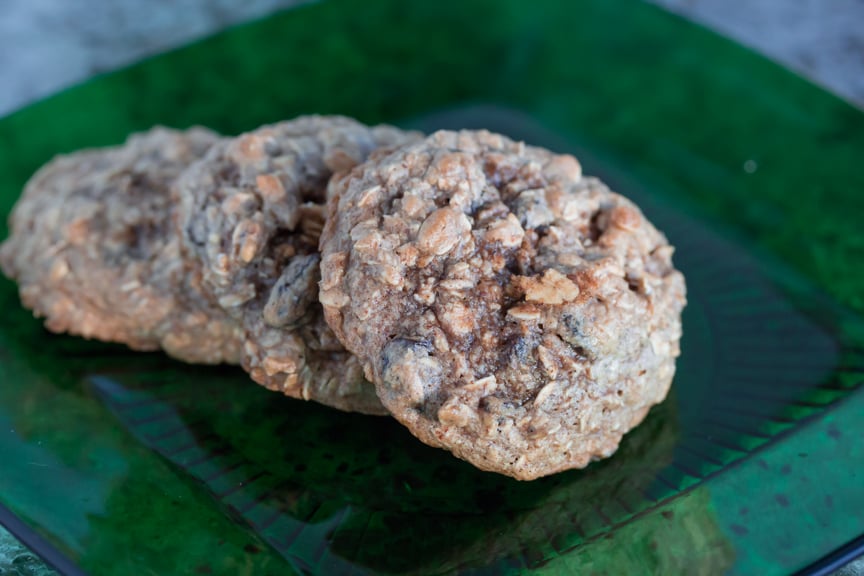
1;1;863;574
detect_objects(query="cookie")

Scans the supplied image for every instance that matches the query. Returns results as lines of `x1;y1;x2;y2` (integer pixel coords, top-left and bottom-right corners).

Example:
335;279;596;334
319;130;686;479
0;127;244;364
175;115;420;414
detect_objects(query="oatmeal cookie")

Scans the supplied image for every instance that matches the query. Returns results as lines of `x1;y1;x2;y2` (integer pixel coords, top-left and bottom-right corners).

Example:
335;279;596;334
320;130;686;479
0;127;243;364
175;115;420;414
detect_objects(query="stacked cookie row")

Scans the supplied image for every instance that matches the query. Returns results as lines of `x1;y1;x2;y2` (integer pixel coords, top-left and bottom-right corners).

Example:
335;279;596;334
0;116;685;480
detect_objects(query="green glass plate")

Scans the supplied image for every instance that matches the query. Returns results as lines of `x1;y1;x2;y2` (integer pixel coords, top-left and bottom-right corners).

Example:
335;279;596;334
1;1;863;574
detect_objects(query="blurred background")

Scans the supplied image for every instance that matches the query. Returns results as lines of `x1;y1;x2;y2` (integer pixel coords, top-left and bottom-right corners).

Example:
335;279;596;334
0;0;862;574
1;0;862;117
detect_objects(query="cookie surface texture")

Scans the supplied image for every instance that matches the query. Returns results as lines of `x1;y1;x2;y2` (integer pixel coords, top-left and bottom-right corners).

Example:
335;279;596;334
320;130;686;478
0;127;243;364
176;115;420;414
